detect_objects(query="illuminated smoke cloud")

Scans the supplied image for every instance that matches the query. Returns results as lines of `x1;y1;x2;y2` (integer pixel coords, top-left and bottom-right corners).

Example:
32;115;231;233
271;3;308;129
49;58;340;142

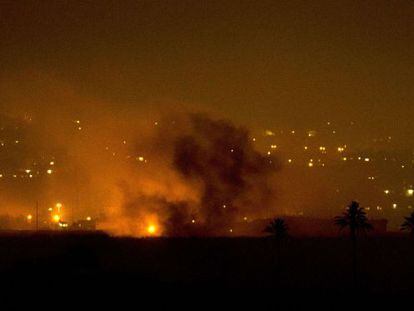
0;76;280;236
114;113;280;236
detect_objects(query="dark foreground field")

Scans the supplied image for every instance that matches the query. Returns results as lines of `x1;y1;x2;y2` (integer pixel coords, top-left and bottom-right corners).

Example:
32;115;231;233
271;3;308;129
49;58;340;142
1;231;414;298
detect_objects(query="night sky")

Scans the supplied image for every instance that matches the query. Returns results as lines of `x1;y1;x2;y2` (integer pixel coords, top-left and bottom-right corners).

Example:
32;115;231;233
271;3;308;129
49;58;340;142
0;0;413;233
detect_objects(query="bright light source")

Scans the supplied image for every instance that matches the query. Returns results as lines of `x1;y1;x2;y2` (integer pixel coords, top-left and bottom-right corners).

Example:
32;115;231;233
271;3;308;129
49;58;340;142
27;214;33;221
406;189;414;197
59;222;68;228
47;169;53;174
147;225;156;235
86;216;92;221
52;214;60;222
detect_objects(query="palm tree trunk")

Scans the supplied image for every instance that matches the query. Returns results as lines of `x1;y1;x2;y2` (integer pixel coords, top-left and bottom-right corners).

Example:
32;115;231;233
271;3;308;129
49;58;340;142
275;237;280;267
270;237;281;286
351;229;357;287
275;237;281;287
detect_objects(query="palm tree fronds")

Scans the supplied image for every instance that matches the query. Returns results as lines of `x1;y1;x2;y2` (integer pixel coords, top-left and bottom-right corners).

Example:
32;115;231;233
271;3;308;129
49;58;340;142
264;218;288;239
334;201;373;235
400;212;414;233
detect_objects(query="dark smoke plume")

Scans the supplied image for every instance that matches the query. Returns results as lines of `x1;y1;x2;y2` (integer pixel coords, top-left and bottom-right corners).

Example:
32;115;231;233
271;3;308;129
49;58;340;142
115;113;280;236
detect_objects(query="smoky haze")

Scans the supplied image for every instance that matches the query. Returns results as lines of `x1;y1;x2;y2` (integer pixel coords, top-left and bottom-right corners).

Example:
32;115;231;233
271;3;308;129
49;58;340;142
105;113;280;236
0;72;280;236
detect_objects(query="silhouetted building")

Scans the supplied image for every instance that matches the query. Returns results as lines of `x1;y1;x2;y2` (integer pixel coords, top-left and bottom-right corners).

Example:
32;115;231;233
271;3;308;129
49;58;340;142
71;219;96;231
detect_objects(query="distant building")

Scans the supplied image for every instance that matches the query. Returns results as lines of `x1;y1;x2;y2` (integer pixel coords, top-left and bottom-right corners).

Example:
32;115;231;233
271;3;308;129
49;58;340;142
71;219;96;231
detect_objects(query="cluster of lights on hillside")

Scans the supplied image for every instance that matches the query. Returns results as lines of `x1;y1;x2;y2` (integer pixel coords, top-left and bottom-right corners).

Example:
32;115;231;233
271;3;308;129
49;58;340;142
1;116;414;233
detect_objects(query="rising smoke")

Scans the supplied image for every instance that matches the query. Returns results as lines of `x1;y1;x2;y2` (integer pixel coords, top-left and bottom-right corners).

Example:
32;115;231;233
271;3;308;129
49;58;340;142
105;113;280;236
0;72;280;236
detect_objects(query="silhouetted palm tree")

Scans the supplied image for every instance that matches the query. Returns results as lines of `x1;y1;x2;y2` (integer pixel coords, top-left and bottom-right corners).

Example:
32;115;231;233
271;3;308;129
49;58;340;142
264;218;288;276
401;212;414;235
265;218;289;239
334;201;372;286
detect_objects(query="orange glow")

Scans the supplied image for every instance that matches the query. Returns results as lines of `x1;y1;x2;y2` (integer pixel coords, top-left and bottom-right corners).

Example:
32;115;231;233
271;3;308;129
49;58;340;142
147;225;157;235
52;214;60;222
26;214;33;221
